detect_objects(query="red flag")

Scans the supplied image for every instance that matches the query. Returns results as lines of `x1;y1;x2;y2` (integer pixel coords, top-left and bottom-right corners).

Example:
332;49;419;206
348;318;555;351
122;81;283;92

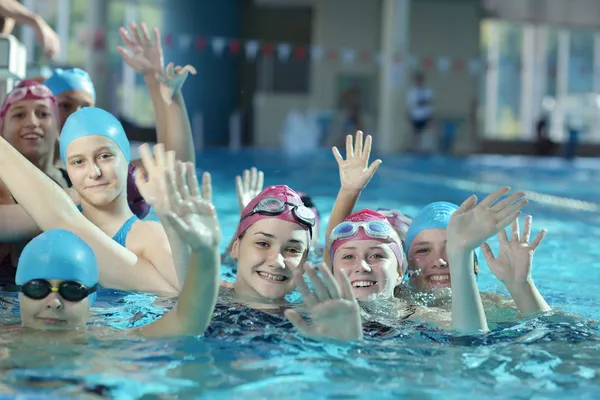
359;50;371;63
229;40;241;55
294;46;307;60
423;57;433;69
196;37;206;50
164;34;173;49
327;49;337;61
262;42;275;56
454;59;465;71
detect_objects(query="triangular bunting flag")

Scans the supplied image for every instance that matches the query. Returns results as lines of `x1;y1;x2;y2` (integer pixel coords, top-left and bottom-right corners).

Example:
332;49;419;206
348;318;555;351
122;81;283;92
341;48;356;65
245;40;259;60
437;57;451;72
178;34;192;51
277;43;292;62
212;37;226;56
310;45;324;61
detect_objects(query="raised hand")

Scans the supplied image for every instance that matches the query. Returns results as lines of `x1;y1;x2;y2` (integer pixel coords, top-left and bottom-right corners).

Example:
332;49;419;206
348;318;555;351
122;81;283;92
285;262;363;342
135;143;174;215
156;62;197;104
332;131;382;192
164;162;221;251
235;167;264;213
117;22;164;76
481;215;546;284
447;186;528;252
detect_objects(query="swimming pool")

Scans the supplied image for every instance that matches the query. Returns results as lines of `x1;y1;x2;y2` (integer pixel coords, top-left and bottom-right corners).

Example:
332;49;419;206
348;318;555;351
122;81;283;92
1;149;599;399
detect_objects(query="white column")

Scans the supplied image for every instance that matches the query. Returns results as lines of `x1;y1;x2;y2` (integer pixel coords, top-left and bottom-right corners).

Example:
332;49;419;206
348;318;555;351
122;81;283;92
520;24;536;139
56;0;70;64
531;25;548;124
484;22;500;138
376;0;411;153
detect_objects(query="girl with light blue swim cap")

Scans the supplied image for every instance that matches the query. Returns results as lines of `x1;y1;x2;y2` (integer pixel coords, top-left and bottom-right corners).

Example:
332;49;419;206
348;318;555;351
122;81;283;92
16;225;221;337
44;68;96;130
405;190;551;322
0;106;181;294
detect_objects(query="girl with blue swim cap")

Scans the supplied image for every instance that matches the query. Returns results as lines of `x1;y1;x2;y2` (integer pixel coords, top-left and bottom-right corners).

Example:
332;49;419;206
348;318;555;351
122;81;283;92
0;106;194;294
405;199;551;316
16;163;222;337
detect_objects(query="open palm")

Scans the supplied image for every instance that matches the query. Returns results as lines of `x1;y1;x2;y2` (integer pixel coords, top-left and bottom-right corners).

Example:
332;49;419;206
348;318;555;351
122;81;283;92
332;131;382;191
481;215;546;284
164;163;221;251
447;186;528;252
285;263;362;342
117;22;164;76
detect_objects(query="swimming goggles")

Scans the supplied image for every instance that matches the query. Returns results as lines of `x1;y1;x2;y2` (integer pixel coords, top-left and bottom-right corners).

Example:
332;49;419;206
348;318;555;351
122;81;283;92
240;197;316;234
6;85;54;103
20;279;98;302
330;220;395;242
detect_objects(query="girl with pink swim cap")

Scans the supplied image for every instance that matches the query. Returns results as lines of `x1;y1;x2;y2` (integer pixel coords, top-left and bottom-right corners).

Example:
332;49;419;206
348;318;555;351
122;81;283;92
0;80;70;286
228;184;316;303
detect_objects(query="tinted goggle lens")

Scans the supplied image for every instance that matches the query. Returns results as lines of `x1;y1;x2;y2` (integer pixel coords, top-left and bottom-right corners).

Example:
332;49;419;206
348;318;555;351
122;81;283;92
21;280;96;302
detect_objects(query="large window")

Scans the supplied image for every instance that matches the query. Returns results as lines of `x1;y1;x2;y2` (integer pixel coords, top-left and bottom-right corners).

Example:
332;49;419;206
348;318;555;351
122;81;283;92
482;20;600;143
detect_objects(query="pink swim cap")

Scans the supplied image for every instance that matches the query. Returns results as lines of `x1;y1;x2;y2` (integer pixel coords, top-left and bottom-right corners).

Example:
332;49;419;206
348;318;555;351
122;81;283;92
235;185;314;240
330;209;404;271
0;81;59;125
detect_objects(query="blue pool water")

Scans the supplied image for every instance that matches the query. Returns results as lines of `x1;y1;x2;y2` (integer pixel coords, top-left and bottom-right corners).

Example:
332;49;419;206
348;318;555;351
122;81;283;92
1;149;599;399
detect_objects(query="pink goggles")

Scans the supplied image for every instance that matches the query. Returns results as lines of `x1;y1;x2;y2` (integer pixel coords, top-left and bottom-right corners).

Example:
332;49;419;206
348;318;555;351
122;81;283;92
329;220;405;269
0;84;57;120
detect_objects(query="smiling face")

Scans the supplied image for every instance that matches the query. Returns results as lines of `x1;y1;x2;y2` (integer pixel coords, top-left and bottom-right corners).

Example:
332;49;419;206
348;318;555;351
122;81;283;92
406;228;451;291
231;218;309;301
1;99;58;161
332;239;400;301
65;135;128;207
19;279;89;331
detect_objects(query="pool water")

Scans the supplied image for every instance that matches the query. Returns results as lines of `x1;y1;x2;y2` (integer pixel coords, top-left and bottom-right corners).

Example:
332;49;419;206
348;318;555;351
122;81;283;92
1;149;599;399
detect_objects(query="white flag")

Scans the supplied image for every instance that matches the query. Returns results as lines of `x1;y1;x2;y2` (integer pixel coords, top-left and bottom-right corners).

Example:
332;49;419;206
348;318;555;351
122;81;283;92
178;34;192;51
310;45;324;61
437;57;451;72
374;52;382;65
341;48;356;65
408;55;419;68
277;43;292;62
212;37;226;56
468;59;482;75
245;40;259;60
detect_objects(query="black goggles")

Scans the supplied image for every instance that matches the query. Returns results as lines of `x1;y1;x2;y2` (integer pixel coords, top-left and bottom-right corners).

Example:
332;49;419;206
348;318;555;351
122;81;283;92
20;279;98;302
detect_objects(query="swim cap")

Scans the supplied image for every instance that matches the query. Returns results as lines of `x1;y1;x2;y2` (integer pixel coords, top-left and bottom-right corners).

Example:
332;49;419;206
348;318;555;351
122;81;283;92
405;202;458;252
235;185;313;240
60;107;130;164
16;229;98;305
44;68;96;101
127;165;150;219
377;208;413;237
329;209;404;272
0;80;58;123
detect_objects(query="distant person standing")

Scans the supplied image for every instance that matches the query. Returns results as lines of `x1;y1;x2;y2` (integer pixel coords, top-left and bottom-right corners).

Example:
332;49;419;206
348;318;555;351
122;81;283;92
406;71;434;152
0;0;60;59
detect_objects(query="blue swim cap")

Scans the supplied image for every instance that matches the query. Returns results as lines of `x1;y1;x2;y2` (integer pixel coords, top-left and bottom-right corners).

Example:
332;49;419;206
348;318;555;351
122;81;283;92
59;107;130;164
405;202;459;252
45;68;96;101
16;229;98;305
